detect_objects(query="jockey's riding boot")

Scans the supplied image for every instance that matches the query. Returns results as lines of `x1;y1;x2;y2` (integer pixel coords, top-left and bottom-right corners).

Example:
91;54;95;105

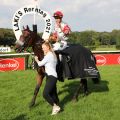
58;51;73;79
81;79;89;96
29;84;40;108
57;64;64;82
56;55;64;82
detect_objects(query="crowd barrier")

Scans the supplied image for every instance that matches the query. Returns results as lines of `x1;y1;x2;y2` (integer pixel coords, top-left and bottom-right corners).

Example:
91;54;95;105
93;51;120;66
0;51;120;72
0;53;34;72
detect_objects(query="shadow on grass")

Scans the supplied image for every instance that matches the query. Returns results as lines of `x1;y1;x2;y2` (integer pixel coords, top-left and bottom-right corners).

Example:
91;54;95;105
12;114;28;120
88;79;109;93
58;79;109;109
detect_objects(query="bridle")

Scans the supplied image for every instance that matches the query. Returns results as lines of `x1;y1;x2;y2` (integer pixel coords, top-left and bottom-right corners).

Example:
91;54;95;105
23;33;32;48
15;31;33;53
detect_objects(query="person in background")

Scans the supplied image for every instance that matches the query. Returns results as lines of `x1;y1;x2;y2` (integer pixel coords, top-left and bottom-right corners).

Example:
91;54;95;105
34;42;60;115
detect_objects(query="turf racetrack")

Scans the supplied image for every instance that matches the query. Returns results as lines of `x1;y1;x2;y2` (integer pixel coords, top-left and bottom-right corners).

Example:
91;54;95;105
0;65;120;120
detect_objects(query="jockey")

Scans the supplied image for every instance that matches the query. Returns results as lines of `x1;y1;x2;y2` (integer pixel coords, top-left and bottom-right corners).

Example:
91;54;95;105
51;11;71;51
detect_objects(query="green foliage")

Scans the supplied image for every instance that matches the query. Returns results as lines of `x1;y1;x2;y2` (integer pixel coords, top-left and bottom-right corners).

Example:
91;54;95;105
96;45;117;51
86;46;96;50
69;30;100;47
0;28;15;38
69;32;80;44
99;32;111;45
0;28;16;46
116;45;120;50
68;30;120;47
111;30;120;45
0;28;120;48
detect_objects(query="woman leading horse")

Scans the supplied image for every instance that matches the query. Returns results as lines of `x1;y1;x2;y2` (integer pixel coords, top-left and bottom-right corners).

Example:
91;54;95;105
15;25;100;108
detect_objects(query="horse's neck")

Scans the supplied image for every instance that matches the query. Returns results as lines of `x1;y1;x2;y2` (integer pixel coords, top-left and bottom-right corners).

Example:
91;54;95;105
32;34;44;60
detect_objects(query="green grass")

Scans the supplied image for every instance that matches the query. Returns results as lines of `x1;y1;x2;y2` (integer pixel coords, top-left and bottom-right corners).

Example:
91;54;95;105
95;47;117;51
95;45;117;51
0;65;120;120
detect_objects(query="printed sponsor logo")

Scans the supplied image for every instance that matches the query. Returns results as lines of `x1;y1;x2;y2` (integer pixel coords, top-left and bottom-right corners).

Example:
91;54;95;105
0;59;19;72
0;47;11;52
95;55;106;66
117;56;120;64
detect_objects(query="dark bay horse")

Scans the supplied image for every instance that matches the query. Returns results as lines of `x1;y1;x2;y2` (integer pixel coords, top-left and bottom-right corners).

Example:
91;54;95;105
15;26;100;107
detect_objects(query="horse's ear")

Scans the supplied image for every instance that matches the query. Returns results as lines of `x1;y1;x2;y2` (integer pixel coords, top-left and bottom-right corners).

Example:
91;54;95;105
26;25;29;30
23;26;25;30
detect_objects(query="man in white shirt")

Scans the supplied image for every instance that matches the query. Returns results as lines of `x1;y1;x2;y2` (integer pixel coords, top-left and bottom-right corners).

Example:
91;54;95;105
51;11;71;51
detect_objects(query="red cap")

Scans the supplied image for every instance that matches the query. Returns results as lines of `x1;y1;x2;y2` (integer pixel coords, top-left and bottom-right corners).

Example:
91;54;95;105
53;11;63;18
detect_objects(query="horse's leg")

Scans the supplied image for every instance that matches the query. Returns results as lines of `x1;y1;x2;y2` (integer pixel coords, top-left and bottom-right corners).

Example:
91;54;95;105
72;78;89;102
29;70;44;107
72;81;81;102
81;78;89;96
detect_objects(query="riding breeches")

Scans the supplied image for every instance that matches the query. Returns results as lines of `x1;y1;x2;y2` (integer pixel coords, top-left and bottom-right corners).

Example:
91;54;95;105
53;41;68;51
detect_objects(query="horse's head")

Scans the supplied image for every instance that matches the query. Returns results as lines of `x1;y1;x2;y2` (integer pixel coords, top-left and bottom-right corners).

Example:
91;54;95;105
15;25;34;53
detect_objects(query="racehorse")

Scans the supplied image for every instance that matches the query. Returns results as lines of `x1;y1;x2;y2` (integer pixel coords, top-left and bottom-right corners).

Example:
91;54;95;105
15;25;100;107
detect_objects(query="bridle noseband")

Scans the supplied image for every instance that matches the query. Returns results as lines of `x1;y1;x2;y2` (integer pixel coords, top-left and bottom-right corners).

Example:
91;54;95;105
15;31;32;52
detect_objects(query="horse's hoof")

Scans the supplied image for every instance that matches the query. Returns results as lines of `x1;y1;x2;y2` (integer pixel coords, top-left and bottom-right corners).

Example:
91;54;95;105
29;99;35;108
29;102;35;108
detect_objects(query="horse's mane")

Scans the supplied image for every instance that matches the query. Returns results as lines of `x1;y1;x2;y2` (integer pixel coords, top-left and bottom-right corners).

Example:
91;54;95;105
29;31;44;60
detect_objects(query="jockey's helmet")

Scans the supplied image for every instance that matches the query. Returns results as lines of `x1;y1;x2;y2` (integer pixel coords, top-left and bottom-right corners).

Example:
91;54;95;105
53;11;63;18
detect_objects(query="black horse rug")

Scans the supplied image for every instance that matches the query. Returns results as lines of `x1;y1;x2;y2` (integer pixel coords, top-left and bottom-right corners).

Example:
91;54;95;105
57;44;100;80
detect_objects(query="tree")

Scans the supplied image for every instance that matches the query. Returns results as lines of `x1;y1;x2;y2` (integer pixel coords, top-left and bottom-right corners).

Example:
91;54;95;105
0;28;16;46
99;32;111;45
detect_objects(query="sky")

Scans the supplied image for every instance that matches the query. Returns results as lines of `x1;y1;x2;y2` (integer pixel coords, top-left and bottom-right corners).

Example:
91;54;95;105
0;0;120;32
